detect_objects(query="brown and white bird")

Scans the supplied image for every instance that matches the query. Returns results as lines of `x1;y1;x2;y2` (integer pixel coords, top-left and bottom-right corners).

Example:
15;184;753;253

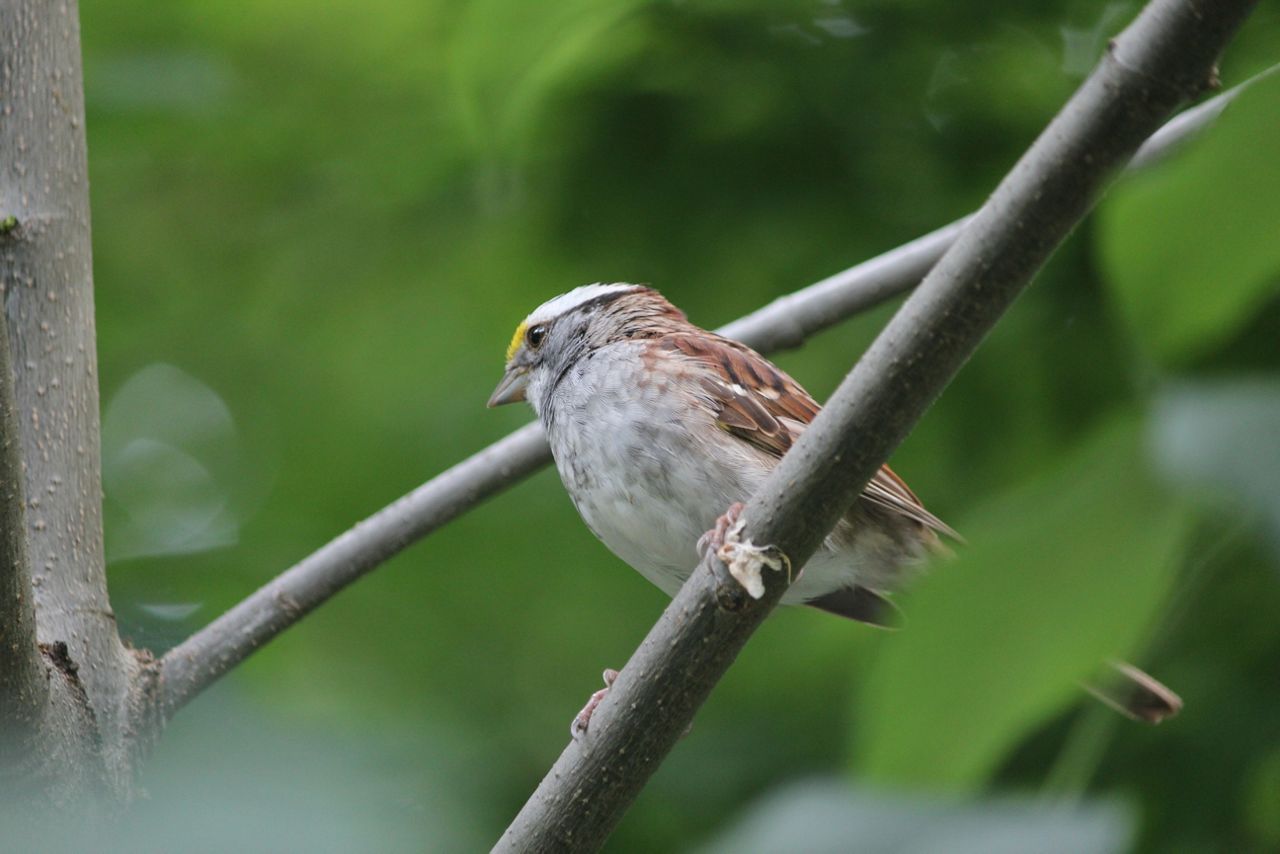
489;283;1180;729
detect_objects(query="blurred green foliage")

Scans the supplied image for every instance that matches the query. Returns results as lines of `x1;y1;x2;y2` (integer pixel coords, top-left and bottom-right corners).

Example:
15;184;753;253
1099;70;1280;365
78;0;1280;850
858;418;1191;789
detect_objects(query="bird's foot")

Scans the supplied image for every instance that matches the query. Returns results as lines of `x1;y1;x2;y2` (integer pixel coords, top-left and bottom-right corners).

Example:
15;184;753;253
697;502;746;559
700;502;790;599
571;668;619;739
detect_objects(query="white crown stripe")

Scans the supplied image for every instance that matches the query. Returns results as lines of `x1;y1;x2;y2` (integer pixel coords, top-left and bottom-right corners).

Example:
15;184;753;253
524;283;641;327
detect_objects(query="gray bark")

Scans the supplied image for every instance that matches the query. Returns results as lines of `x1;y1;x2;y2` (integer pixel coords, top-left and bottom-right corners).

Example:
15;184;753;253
494;0;1258;850
0;0;149;805
0;284;43;763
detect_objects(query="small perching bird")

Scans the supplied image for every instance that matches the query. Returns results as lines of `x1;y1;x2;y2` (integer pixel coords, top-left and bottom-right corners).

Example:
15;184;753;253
489;283;1180;731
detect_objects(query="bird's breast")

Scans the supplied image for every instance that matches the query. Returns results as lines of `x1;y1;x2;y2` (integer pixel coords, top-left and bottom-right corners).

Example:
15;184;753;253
545;357;740;594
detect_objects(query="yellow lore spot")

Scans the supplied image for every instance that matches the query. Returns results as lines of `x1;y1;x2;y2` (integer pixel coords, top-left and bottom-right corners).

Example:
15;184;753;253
506;321;527;363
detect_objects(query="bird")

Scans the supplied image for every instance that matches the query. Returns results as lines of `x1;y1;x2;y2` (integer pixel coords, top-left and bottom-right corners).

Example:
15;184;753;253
488;283;1180;733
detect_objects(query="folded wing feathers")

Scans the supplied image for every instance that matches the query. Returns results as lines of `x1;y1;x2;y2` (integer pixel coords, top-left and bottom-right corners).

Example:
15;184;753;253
666;332;958;541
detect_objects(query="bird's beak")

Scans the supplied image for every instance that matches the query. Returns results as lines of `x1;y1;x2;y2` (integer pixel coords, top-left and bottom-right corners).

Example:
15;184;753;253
487;365;530;408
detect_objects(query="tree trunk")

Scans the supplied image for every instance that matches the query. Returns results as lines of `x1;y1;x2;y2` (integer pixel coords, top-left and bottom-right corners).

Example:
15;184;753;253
0;0;151;808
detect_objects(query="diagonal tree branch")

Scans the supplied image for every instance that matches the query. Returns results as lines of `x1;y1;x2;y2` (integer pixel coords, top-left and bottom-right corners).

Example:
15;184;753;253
719;62;1262;351
159;420;552;718
155;52;1260;721
495;0;1258;849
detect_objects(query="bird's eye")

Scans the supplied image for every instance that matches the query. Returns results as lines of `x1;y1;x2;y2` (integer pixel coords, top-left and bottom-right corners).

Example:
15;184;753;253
526;325;547;349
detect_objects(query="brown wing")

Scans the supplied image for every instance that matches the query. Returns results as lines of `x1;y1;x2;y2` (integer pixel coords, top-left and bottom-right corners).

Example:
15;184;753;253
659;333;816;458
864;466;961;541
659;332;956;540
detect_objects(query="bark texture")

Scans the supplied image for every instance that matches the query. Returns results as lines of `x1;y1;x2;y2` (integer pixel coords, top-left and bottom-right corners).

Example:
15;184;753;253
0;286;43;766
0;0;149;805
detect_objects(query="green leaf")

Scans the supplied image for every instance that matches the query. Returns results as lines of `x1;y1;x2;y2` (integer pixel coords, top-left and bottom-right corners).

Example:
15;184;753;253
1096;70;1280;364
853;416;1189;789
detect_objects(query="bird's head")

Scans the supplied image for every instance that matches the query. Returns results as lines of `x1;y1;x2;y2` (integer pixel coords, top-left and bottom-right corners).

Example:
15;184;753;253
488;283;684;415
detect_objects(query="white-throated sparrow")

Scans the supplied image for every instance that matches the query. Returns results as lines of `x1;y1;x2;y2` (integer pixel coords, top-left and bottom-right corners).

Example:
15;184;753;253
490;283;1180;729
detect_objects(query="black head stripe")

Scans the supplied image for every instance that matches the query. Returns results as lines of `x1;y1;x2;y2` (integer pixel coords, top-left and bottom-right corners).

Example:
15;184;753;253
572;286;644;316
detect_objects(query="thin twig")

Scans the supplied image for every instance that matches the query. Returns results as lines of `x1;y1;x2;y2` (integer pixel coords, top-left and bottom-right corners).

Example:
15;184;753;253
495;0;1257;849
156;54;1261;720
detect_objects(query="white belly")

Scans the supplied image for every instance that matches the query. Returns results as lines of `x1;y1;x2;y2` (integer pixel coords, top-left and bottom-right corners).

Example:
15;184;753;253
550;402;731;597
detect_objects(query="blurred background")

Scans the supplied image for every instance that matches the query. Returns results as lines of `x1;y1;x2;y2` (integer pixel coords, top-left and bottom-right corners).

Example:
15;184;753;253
79;0;1280;850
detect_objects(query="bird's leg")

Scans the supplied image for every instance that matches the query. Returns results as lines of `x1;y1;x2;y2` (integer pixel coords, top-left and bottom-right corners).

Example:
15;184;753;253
700;501;791;599
697;501;746;559
571;668;620;739
569;501;751;742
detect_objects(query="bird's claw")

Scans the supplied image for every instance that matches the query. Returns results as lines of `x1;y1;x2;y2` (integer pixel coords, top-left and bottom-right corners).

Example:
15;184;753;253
701;502;789;599
697;501;746;559
571;668;619;739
